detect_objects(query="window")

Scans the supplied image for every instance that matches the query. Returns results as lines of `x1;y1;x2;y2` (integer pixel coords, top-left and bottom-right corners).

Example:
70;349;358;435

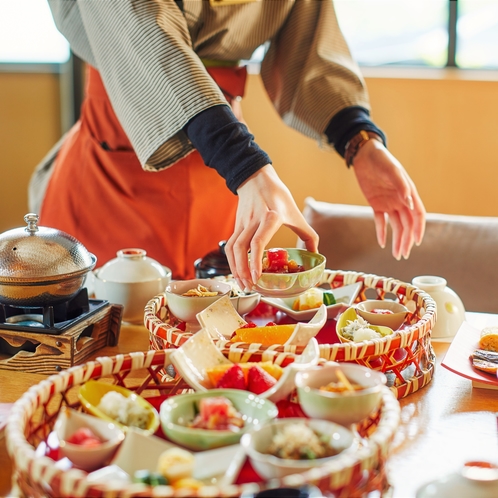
334;0;449;67
0;0;69;64
457;0;498;69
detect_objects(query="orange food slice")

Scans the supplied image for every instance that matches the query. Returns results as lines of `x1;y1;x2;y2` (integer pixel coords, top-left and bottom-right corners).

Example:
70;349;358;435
230;324;296;346
205;364;233;387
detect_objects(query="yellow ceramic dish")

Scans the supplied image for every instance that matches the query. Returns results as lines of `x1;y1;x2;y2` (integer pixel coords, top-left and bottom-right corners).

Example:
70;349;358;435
78;380;160;435
336;306;394;344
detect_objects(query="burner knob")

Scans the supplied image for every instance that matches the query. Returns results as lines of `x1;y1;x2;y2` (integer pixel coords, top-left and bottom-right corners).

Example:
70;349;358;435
24;213;40;233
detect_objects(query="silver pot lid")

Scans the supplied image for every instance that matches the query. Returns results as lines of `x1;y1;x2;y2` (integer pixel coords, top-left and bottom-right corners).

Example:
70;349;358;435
0;214;96;282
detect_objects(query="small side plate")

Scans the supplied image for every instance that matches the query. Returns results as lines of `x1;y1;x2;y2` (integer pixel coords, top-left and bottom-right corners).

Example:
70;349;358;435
261;282;362;321
110;428;245;486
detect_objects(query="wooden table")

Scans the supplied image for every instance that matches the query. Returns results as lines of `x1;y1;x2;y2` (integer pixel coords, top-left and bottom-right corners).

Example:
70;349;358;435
1;313;498;497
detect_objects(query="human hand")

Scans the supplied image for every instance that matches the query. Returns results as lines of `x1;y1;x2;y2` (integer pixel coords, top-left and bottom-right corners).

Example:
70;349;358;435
224;164;319;291
352;139;426;260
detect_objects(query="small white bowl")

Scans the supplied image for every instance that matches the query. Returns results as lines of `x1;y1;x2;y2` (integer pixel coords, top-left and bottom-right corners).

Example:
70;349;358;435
295;362;387;427
212;275;261;316
166;278;232;329
92;248;172;324
356;299;409;330
416;461;498;498
230;292;261;316
54;407;125;471
250;249;326;298
240;417;355;480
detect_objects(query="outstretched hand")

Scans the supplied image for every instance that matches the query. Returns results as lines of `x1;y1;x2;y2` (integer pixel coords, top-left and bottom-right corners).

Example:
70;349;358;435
224;164;319;291
352;139;426;260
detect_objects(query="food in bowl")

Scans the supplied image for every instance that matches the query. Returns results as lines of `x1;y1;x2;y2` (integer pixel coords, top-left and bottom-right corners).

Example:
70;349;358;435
340;316;393;342
182;284;222;297
206;361;284;387
319;367;365;393
133;446;202;489
78;380;160;435
207;363;279;394
165;278;232;327
295;363;387;426
189;396;245;431
159;389;278;451
262;248;305;273
355;299;409;330
267;422;341;460
250;248;326;298
54;407;125;471
157;447;195;483
97;391;151;430
230;321;296;345
66;427;104;447
240;418;354;480
292;287;336;311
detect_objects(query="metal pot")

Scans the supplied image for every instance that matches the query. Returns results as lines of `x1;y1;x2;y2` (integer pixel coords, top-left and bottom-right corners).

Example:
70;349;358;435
0;213;97;307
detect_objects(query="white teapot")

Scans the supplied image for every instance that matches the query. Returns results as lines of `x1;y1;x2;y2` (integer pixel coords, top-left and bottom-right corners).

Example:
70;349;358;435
91;248;171;324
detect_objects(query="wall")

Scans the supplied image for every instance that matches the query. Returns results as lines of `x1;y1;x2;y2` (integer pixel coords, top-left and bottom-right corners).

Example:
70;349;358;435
241;68;498;247
0;68;498;246
0;72;61;233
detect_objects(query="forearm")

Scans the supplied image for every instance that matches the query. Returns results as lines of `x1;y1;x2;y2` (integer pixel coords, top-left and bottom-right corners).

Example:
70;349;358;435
184;105;271;194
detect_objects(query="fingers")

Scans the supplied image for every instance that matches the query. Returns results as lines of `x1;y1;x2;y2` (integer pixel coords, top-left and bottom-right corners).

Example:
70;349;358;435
225;211;282;291
373;211;387;249
398;207;415;259
284;212;320;254
411;190;426;246
248;211;282;283
387;210;403;260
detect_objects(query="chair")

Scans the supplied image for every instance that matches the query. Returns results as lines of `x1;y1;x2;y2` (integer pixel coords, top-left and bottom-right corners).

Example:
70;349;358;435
301;197;498;313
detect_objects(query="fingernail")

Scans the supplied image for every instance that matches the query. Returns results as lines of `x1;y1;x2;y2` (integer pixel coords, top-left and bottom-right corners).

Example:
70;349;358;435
406;195;414;210
251;270;259;285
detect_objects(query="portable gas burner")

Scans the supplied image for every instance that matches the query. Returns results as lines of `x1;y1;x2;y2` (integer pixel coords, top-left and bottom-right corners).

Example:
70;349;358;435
0;288;123;374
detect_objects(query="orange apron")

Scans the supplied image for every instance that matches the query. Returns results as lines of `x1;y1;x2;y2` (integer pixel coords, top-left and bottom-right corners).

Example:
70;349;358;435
40;65;247;279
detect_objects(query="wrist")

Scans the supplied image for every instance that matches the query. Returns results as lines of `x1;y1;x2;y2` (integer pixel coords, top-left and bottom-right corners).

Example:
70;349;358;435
344;130;384;167
237;164;275;192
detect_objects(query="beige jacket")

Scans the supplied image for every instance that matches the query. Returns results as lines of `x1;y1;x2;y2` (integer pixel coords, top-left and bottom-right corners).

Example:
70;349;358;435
46;0;370;171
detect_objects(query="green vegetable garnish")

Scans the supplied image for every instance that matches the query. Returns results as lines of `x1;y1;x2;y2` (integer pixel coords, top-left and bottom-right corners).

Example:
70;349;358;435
322;291;336;306
302;448;317;460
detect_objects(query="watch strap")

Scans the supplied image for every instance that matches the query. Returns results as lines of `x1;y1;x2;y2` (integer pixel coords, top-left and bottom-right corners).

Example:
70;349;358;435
344;130;383;167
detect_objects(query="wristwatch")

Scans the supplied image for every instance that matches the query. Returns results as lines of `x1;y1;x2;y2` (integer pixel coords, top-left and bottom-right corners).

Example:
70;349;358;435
344;130;383;167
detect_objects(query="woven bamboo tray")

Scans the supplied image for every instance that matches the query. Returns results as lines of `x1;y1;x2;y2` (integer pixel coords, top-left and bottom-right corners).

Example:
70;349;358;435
6;348;401;497
145;270;437;399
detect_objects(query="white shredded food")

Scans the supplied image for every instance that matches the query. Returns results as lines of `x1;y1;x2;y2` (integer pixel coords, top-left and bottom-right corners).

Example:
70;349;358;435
341;317;391;342
97;391;150;429
267;423;334;460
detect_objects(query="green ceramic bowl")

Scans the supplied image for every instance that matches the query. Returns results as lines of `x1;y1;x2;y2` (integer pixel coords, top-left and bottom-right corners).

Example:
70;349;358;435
159;389;278;451
251;249;326;298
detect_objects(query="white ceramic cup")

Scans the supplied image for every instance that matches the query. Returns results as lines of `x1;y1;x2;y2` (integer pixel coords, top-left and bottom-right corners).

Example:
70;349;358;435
412;275;465;341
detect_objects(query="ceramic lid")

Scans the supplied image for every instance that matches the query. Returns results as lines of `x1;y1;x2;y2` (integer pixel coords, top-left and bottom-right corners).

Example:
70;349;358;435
97;248;169;283
194;240;231;278
0;213;96;282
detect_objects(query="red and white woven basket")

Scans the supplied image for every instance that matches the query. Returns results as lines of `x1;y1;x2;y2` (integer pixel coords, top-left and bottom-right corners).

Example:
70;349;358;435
6;348;401;497
145;270;437;399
